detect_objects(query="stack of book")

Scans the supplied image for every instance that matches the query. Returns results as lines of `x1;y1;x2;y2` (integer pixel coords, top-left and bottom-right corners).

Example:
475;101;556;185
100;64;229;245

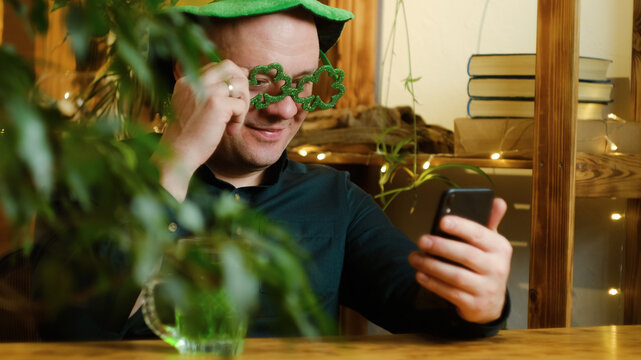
466;53;613;119
455;53;613;158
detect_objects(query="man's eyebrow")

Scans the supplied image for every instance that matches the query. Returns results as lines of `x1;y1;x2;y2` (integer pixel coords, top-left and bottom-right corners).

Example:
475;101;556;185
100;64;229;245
291;67;318;79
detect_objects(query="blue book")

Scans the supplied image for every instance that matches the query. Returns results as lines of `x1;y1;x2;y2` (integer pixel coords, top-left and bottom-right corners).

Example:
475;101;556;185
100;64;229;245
467;77;613;102
467;53;612;81
467;98;609;120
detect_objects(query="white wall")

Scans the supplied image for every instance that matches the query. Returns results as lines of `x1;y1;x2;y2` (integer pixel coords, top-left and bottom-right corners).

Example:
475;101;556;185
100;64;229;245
376;0;633;330
378;0;633;130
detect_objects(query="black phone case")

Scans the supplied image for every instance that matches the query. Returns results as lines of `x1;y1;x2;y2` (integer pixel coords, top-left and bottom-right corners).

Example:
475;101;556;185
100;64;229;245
431;188;495;240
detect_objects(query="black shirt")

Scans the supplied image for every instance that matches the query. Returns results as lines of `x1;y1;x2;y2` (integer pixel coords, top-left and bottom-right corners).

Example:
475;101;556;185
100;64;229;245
32;151;509;340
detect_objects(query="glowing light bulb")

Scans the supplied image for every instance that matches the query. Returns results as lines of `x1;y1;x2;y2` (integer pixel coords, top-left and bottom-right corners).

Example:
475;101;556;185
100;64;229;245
298;149;308;157
490;153;501;160
316;153;326;161
422;161;431;170
608;288;619;296
63;92;71;100
611;213;623;221
380;164;388;174
605;136;618;151
608;113;616;120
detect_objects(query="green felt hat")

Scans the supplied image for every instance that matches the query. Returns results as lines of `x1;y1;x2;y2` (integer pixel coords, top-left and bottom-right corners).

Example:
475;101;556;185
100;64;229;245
174;0;354;52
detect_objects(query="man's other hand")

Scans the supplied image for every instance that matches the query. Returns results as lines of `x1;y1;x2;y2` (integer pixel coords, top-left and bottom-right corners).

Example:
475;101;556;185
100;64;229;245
408;198;512;324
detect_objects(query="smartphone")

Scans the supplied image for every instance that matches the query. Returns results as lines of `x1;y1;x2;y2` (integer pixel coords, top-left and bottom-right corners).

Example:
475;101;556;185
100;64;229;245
431;188;495;241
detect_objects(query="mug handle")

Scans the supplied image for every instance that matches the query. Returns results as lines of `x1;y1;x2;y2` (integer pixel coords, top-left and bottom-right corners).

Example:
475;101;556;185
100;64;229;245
141;278;179;344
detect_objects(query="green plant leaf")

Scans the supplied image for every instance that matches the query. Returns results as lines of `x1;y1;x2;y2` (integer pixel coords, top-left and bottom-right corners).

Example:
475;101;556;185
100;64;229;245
52;1;69;12
176;200;204;233
392;137;412;155
221;242;259;316
115;39;152;89
7;100;53;196
419;163;493;187
29;0;50;33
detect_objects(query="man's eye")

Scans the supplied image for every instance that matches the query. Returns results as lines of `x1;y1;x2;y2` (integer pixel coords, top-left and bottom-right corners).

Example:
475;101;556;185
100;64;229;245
252;77;272;87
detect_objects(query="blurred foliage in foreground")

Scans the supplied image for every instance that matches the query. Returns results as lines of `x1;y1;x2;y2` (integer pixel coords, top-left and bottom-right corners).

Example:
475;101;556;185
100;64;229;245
0;0;331;337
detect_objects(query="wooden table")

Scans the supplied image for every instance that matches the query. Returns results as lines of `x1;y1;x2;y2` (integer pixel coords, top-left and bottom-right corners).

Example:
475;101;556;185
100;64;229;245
2;325;641;359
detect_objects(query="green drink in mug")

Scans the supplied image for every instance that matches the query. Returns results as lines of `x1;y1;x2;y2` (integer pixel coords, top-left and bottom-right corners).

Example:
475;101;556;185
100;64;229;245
141;239;248;355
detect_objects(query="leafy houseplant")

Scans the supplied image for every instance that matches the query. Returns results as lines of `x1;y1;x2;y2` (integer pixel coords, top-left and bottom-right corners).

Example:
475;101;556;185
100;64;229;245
376;0;491;211
0;0;330;345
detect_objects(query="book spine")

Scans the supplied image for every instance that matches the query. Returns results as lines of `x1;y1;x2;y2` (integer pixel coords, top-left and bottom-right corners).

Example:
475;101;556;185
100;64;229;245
467;55;474;77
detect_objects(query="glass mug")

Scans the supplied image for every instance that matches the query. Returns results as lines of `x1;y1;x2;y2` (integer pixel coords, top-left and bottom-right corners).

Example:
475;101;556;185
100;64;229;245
141;238;248;355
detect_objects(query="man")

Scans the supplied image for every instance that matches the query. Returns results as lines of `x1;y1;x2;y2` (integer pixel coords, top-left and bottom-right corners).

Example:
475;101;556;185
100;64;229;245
147;0;512;337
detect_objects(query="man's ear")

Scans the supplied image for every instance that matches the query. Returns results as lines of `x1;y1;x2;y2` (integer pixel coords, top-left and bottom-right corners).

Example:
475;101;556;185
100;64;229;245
173;62;184;81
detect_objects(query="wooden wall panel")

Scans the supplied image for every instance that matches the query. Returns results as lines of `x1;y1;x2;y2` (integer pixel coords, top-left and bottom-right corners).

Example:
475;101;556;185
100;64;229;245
0;1;3;45
528;0;579;329
1;1;35;60
34;7;76;99
320;0;377;109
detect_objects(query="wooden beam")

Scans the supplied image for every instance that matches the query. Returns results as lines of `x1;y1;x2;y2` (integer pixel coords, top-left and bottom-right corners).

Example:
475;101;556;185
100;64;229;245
624;199;641;324
625;0;641;325
631;0;641;122
529;0;579;328
575;153;641;198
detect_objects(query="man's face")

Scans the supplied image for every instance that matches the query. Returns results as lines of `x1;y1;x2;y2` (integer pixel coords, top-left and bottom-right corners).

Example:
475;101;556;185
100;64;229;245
207;11;320;176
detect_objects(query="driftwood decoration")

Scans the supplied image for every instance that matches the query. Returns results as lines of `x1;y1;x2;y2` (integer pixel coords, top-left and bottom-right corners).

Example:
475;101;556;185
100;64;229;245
290;105;453;154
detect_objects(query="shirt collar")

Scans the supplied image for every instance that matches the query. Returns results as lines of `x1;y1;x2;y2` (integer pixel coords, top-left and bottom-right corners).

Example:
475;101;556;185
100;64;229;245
194;151;290;190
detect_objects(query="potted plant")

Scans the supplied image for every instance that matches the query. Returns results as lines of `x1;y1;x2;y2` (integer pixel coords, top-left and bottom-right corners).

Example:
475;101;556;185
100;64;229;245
0;0;330;351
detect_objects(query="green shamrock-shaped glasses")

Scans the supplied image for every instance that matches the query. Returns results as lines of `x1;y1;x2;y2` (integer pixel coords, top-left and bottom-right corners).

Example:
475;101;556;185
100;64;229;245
210;50;345;111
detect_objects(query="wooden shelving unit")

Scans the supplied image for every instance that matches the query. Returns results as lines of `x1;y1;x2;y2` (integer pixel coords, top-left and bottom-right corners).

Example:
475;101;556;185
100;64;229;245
313;0;641;329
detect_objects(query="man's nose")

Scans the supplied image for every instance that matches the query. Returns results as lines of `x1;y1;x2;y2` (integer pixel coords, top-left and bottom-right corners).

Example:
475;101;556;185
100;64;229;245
263;95;299;119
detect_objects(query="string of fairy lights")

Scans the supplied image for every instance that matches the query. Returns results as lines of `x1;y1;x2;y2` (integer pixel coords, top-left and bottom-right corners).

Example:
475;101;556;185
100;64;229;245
295;112;627;167
485;112;626;161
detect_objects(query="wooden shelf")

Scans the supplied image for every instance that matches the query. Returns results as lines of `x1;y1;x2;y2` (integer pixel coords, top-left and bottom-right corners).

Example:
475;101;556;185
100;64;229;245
292;151;641;199
576;153;641;198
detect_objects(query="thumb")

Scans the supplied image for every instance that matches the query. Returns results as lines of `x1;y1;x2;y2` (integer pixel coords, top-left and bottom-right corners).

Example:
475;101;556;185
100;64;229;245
487;197;507;231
